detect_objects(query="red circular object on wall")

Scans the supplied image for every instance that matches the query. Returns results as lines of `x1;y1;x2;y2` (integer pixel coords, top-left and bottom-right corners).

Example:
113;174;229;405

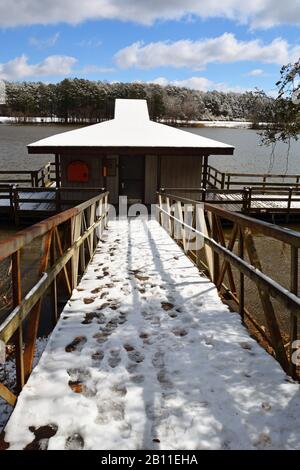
67;161;89;182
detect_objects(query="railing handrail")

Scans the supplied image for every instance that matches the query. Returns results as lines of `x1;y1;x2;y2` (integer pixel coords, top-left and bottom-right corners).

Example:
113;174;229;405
207;164;300;179
0;191;109;262
158;191;300;248
157;201;300;313
0;190;109;403
0;162;56;187
157;190;300;376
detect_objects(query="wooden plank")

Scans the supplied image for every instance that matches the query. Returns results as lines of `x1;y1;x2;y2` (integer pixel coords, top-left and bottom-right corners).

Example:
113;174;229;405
196;207;213;279
11;251;24;393
71;213;82;288
216;222;238;294
0;383;17;407
50;237;58;325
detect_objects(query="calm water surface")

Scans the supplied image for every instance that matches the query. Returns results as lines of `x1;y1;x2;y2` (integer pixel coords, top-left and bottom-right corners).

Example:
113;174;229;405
0;124;299;173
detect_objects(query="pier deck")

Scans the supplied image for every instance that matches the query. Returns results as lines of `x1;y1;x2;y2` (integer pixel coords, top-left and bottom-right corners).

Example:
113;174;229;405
3;219;300;450
213;191;300;214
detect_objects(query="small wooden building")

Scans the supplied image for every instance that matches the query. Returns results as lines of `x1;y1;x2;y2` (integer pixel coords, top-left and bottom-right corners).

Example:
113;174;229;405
27;99;234;204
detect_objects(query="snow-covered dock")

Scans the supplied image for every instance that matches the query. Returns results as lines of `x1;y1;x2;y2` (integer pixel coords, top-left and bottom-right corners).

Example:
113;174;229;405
3;219;300;450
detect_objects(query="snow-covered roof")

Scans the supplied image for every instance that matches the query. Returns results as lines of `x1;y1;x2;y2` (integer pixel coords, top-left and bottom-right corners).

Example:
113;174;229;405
28;99;234;155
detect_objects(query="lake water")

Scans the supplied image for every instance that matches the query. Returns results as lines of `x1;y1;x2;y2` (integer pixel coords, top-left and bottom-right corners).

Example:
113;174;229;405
0;123;299;174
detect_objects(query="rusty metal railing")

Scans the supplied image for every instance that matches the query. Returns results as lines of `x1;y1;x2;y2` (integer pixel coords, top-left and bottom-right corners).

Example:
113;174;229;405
157;190;300;378
0;191;109;407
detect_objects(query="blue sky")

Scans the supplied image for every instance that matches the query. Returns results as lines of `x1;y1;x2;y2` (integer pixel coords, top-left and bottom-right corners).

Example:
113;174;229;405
0;1;299;94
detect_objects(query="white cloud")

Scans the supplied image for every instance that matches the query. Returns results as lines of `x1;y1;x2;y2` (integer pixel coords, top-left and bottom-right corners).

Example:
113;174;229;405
115;34;300;70
150;76;250;93
0;55;77;80
0;1;300;28
245;68;265;76
29;32;60;49
78;65;114;74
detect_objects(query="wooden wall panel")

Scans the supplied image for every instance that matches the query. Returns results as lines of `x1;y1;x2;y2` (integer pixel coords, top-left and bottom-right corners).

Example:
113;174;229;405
145;155;158;204
106;155;119;204
60;153;104;203
160;155;203;199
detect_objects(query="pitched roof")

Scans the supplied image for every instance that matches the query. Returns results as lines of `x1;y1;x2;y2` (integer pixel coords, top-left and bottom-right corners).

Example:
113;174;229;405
28;99;234;155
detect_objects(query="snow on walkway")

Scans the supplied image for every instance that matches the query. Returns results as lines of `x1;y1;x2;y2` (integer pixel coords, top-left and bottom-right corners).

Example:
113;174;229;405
3;219;300;450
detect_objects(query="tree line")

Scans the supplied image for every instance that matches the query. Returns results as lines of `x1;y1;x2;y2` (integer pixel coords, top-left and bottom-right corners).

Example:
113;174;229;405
0;79;274;124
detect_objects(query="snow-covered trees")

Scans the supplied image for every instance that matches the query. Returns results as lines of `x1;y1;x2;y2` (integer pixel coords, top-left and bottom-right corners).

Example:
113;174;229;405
261;59;300;144
3;79;273;123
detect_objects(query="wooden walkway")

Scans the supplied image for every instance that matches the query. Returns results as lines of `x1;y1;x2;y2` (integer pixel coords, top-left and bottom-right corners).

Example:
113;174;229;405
3;219;300;450
0;187;103;223
212;192;300;214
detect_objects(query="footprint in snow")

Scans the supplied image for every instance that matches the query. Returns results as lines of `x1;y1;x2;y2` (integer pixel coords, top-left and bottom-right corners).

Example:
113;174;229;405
91;349;105;363
24;424;58;450
112;383;127;397
124;344;144;363
254;433;272;449
65;336;87;353
67;368;96;397
161;302;174;311
93;331;110;345
65;433;84;450
172;327;188;337
96;400;125;424
108;349;122;368
91;287;102;294
157;370;173;389
83;297;95;305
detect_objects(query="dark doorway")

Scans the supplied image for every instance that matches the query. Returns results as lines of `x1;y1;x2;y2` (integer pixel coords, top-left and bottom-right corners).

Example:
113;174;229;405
119;155;145;202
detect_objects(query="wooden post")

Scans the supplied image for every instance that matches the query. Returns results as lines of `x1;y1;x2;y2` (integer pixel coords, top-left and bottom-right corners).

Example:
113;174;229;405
242;188;250;213
226;175;231;190
55;153;60;189
195;204;203;270
202;155;208;190
262;176;266;194
157;156;162;191
166;197;172;236
290;245;298;377
176;201;186;252
212;214;220;285
239;227;245;322
55;187;61;212
71;213;82;288
221;172;226;190
12;250;25;393
158;194;163;226
50;237;58;325
13;185;19;226
287;187;293;222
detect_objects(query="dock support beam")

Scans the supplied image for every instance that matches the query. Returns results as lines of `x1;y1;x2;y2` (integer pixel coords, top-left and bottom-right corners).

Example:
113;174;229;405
55;153;60;188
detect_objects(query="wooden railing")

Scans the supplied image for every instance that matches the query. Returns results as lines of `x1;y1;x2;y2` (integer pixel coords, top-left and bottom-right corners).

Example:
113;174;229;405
0;186;105;224
206;164;300;191
0;162;56;188
0;191;109;406
157;191;300;378
160;187;300;216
